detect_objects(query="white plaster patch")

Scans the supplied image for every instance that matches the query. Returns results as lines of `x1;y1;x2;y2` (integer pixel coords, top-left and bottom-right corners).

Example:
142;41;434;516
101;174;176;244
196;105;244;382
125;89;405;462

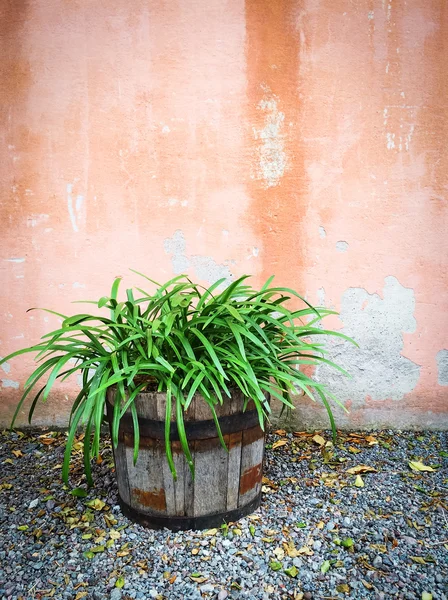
4;258;25;263
1;379;19;389
317;287;326;306
319;226;327;239
0;358;11;374
252;90;287;188
66;183;84;233
316;276;421;406
436;349;448;386
72;282;85;289
164;230;233;287
336;241;349;253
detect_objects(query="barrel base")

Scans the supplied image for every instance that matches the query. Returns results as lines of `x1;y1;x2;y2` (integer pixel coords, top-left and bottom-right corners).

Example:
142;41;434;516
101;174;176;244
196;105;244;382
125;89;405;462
118;493;262;531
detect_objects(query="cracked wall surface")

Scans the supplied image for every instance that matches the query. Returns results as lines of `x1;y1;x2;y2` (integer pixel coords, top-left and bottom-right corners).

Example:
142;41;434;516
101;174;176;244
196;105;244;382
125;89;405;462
0;0;447;428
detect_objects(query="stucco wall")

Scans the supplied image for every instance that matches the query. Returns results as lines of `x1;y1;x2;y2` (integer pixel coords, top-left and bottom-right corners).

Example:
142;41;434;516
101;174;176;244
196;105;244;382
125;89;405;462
1;0;447;429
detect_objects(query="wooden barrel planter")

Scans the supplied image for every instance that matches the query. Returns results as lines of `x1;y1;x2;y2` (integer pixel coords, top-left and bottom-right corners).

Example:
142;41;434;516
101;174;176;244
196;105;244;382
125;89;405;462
106;388;266;531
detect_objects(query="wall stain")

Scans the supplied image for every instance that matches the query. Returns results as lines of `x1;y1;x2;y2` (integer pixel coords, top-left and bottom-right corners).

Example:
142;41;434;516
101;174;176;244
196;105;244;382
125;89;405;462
245;0;305;288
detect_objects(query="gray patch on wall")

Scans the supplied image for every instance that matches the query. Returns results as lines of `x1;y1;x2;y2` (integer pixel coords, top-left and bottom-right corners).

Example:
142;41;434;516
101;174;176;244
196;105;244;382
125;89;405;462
336;241;349;253
0;358;11;374
436;349;448;386
316;276;421;406
164;230;233;287
1;379;19;389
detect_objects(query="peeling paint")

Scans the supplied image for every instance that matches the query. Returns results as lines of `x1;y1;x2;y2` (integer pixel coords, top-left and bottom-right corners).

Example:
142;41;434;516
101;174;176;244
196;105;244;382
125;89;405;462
1;379;19;389
336;241;349;253
66;183;84;233
164;230;233;287
252;89;287;188
0;358;11;374
317;287;325;306
436;350;448;386
316;277;421;406
319;226;327;239
4;258;25;263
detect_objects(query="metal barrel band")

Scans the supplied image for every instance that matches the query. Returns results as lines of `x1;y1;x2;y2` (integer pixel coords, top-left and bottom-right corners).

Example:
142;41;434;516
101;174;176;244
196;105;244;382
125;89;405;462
118;493;262;531
114;409;260;441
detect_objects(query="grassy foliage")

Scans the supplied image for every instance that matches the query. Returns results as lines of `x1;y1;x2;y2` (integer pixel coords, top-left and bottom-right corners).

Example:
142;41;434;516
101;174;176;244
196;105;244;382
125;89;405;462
1;273;355;484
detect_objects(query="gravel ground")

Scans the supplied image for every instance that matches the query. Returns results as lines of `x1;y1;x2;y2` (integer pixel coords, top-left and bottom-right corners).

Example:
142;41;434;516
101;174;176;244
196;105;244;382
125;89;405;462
0;428;447;600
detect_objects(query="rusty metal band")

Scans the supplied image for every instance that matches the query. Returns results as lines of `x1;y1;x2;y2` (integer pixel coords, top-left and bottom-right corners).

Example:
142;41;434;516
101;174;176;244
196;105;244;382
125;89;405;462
111;409;261;441
117;493;262;531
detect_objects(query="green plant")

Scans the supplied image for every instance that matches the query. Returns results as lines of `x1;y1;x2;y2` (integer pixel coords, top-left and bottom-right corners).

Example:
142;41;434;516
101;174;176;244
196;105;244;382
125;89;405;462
1;272;355;485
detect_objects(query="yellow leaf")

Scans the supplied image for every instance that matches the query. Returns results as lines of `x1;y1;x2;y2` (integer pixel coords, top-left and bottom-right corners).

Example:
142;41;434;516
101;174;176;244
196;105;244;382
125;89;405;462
203;528;218;536
354;475;365;488
85;499;106;511
274;429;286;436
312;434;325;446
273;547;285;560
348;446;361;454
297;546;313;556
272;440;288;450
74;593;88;600
410;556;426;565
189;574;208;583
408;461;435;473
346;465;377;475
109;530;121;540
336;583;350;594
191;548;199;555
317;521;324;529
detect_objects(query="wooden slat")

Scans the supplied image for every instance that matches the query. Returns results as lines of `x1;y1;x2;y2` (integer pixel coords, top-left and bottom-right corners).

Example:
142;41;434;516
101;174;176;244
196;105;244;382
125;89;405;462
125;436;167;514
113;438;131;506
193;439;228;517
238;428;264;508
226;432;242;510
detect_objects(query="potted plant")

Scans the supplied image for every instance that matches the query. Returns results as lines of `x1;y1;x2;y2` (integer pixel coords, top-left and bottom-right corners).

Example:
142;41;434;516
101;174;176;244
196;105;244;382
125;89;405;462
1;273;353;530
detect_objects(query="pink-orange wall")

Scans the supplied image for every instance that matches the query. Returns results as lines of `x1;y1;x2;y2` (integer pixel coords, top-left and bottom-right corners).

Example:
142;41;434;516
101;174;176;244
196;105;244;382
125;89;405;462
1;0;447;428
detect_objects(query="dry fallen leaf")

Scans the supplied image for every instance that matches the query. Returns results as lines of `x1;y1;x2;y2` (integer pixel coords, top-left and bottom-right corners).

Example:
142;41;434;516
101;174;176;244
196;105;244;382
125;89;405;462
346;465;377;475
354;475;365;488
272;439;288;450
312;434;326;446
409;461;435;473
273;547;285;560
297;546;313;556
410;556;426;564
